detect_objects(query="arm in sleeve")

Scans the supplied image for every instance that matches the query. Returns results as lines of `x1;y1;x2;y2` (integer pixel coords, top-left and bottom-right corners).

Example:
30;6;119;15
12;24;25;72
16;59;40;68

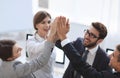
15;40;54;77
26;38;47;57
62;43;114;78
55;40;63;49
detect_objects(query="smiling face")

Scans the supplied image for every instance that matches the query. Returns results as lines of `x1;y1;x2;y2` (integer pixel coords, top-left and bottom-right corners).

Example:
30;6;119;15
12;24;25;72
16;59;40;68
36;16;51;38
33;11;51;39
83;26;103;49
83;22;107;49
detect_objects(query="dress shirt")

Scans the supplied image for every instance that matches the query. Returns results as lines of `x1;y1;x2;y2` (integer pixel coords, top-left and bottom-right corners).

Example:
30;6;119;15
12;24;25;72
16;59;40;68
61;38;70;47
61;38;99;78
86;46;98;65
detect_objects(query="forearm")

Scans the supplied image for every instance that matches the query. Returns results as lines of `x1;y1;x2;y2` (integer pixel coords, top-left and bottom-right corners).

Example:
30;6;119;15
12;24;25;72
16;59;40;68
62;43;107;78
34;40;54;67
16;40;54;77
27;40;46;55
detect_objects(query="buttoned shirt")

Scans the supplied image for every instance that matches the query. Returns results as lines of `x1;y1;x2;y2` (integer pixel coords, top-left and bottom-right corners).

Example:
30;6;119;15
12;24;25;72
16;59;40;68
61;38;99;78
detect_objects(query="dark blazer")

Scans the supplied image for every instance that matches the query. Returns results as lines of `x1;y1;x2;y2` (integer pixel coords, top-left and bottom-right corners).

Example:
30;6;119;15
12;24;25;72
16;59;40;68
56;37;112;78
62;42;120;78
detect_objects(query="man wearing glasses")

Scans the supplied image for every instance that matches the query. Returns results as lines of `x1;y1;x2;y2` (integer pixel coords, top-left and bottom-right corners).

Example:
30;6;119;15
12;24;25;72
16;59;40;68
56;22;112;78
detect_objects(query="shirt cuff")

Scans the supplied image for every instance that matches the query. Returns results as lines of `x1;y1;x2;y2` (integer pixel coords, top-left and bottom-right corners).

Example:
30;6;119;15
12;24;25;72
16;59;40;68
61;38;70;47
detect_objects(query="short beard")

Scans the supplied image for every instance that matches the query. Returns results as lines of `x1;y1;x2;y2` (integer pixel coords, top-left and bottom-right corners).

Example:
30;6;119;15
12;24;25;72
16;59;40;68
84;41;97;48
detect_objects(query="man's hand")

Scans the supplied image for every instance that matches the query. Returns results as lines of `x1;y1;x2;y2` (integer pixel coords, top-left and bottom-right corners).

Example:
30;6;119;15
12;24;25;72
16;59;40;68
57;16;70;41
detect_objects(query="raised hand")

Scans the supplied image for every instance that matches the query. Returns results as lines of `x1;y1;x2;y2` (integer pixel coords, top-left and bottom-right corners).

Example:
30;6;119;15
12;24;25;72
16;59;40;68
47;17;59;43
57;16;70;41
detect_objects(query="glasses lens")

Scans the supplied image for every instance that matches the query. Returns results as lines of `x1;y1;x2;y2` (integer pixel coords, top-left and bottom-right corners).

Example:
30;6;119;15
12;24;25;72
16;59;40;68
84;29;99;38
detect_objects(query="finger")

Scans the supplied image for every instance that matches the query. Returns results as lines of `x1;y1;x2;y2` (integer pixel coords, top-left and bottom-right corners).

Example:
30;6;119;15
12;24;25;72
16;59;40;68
57;16;61;32
59;16;62;29
61;16;66;28
60;16;63;29
66;18;70;29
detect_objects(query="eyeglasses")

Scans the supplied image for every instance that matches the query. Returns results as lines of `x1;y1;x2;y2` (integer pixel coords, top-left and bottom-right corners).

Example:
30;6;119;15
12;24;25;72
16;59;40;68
84;29;99;38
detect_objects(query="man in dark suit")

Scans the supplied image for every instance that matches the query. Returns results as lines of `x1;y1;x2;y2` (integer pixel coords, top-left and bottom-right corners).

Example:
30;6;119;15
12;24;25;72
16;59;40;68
55;16;112;78
61;40;120;78
55;16;120;78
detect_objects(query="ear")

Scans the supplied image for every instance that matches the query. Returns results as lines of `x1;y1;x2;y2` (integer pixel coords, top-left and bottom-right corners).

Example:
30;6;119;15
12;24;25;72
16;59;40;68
97;39;103;44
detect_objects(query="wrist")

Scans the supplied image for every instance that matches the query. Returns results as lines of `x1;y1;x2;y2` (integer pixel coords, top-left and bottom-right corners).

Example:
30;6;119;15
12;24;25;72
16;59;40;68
47;35;54;42
60;35;67;41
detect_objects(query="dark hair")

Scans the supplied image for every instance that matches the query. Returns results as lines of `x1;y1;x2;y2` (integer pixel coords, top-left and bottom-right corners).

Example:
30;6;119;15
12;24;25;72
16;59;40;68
116;44;120;62
0;39;16;61
92;22;107;39
33;11;51;30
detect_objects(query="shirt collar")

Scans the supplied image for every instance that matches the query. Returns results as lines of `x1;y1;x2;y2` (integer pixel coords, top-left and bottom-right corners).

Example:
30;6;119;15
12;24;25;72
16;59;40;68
86;45;98;55
34;33;44;42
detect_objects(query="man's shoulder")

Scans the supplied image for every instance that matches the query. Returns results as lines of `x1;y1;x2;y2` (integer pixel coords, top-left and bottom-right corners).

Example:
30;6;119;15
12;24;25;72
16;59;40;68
97;47;106;54
96;47;109;59
73;37;83;43
72;37;85;53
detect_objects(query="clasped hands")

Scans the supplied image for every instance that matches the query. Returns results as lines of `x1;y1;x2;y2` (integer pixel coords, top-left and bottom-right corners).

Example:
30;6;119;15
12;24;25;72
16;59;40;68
47;16;70;42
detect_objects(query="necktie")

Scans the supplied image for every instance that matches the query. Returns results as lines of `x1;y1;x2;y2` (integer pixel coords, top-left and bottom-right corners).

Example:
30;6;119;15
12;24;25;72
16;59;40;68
74;50;89;78
82;50;89;61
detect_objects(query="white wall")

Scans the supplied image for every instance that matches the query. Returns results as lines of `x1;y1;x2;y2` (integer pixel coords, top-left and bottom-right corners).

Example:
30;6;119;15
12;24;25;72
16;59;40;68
48;0;120;49
1;0;119;50
0;0;33;33
49;0;103;24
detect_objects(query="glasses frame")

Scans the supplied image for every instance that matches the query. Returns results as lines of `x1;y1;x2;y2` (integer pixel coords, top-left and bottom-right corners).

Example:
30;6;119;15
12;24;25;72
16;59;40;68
84;29;99;39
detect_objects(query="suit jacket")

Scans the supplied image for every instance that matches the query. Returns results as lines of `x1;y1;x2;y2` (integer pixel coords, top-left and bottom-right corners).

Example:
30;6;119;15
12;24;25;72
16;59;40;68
56;37;112;78
0;41;54;78
62;42;120;78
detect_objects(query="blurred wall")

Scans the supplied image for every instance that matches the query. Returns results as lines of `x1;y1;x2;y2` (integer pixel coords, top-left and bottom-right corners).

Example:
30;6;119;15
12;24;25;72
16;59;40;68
0;0;33;32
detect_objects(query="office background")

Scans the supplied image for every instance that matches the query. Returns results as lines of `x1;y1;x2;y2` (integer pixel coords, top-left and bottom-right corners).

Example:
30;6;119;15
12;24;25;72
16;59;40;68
0;0;120;77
